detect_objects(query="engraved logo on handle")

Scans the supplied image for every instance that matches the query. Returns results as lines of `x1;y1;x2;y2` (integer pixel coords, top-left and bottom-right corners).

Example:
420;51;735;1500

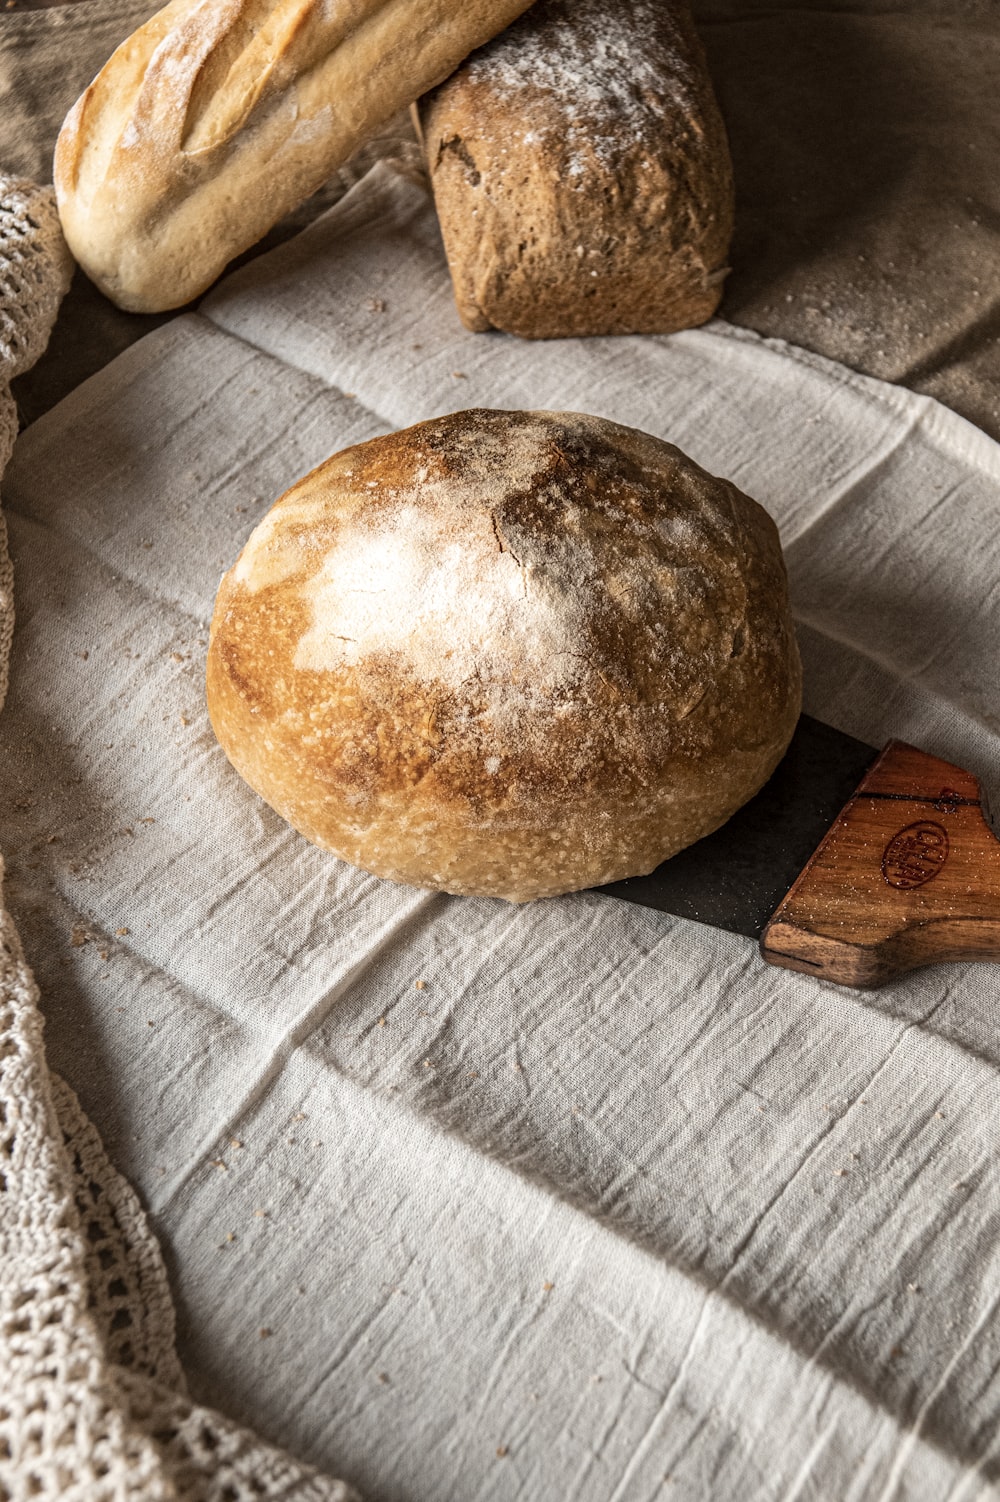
882;820;949;889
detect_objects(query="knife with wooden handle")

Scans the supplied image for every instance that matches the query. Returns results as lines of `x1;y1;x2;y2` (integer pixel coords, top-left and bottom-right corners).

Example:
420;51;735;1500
598;715;1000;989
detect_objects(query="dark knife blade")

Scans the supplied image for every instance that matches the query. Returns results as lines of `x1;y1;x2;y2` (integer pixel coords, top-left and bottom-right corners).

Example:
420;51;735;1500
597;714;877;939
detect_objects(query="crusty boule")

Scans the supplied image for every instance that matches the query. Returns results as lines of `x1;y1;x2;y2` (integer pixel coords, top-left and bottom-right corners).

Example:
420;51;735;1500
206;409;801;901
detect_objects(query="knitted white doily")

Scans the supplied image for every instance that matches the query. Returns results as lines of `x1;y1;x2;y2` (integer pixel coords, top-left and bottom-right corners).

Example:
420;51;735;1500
0;177;359;1502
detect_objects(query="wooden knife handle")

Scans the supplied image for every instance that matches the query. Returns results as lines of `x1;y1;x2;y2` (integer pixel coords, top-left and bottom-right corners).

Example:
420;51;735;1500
760;741;1000;988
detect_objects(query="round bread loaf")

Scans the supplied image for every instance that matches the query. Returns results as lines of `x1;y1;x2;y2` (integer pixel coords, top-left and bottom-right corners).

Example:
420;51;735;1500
206;410;801;902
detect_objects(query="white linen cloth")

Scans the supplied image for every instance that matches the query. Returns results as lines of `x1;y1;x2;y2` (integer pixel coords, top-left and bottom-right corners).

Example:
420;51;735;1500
0;180;357;1501
3;160;1000;1500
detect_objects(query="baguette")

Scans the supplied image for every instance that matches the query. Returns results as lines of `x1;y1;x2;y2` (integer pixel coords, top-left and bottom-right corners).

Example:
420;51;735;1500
54;0;535;313
417;0;735;338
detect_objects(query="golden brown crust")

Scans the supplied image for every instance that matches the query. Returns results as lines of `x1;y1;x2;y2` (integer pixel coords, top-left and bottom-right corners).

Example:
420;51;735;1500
206;410;801;901
418;0;735;338
53;0;535;312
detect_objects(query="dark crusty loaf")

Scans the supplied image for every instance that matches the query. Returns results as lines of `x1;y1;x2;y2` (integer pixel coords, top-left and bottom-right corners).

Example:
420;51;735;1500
206;409;801;902
418;0;735;339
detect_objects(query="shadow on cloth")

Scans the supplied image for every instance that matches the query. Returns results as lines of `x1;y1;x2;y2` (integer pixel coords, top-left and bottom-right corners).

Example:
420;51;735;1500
694;0;1000;438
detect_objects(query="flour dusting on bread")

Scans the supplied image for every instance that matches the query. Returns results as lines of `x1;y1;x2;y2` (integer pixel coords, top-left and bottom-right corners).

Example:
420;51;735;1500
467;0;697;175
296;416;587;705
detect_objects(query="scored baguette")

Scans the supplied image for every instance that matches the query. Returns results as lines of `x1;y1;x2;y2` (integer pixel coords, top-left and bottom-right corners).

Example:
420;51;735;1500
54;0;535;313
418;0;734;338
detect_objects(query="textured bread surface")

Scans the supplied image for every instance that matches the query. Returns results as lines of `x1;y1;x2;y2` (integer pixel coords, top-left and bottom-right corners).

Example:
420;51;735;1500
206;409;801;902
418;0;734;339
53;0;534;313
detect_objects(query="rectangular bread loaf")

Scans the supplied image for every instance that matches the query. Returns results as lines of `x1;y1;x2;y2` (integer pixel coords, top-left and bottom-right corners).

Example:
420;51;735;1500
417;0;735;339
54;0;535;313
